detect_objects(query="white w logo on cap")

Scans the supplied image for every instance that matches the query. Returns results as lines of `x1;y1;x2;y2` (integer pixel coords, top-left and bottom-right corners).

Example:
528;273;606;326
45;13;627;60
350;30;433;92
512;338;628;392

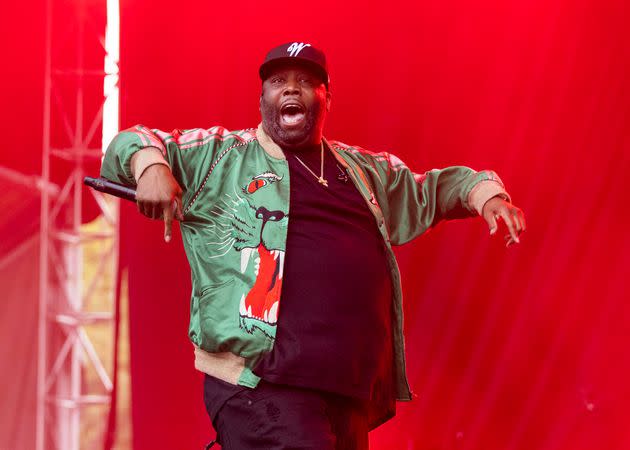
287;42;311;57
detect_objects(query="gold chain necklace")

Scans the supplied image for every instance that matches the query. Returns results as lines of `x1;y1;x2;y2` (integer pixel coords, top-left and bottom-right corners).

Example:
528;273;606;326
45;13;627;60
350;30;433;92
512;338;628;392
292;142;328;187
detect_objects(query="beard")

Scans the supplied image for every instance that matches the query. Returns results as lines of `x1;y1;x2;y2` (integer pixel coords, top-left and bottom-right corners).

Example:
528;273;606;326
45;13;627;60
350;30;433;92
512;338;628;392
260;94;326;150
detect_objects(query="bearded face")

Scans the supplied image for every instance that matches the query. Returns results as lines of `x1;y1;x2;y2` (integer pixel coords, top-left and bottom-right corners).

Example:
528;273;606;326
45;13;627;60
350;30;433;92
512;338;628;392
260;64;330;150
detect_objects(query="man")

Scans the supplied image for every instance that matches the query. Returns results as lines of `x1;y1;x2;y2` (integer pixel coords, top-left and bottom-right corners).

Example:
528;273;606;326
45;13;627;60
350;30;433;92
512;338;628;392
101;42;525;449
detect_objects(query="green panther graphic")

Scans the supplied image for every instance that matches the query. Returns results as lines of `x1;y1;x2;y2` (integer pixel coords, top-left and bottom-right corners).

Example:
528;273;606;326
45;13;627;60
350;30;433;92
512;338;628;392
203;171;288;339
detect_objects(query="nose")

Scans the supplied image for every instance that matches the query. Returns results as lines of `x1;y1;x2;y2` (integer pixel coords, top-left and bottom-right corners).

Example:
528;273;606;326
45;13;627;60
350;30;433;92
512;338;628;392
282;76;300;95
255;207;285;224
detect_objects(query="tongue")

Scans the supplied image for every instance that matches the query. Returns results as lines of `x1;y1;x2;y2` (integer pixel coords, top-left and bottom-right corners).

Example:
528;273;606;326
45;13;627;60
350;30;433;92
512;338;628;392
244;244;282;323
282;112;305;125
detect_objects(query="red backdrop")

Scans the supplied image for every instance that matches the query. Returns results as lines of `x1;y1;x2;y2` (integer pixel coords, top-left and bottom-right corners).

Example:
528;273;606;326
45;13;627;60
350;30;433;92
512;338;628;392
1;0;628;449
119;0;629;449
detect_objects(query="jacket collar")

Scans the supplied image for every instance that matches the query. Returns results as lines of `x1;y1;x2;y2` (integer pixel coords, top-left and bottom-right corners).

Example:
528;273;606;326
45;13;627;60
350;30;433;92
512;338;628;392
256;124;286;160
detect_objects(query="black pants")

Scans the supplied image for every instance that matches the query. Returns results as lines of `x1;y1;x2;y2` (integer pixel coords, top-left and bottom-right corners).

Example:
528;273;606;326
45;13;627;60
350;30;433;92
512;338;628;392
204;379;369;450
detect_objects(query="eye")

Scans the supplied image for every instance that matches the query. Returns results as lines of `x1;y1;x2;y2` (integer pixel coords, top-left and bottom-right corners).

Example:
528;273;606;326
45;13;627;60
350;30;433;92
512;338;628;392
247;178;267;194
270;76;284;84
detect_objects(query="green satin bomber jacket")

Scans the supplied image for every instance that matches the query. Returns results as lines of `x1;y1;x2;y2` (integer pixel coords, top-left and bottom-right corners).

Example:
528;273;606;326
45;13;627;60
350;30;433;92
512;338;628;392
100;123;509;402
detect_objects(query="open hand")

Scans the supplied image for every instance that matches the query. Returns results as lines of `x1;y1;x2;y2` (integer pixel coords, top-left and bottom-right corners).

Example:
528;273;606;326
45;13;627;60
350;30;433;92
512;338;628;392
135;164;184;242
482;196;526;247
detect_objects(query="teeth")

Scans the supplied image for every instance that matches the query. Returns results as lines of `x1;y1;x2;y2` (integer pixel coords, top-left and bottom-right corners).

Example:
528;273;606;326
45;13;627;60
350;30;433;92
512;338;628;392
240;247;254;273
278;251;285;280
272;250;279;260
268;302;278;324
264;310;268;322
239;294;246;316
247;305;252;318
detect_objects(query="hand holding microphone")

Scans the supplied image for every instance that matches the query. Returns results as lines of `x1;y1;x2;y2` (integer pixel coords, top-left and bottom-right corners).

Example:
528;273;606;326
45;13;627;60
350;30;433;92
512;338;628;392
135;164;184;242
84;164;184;243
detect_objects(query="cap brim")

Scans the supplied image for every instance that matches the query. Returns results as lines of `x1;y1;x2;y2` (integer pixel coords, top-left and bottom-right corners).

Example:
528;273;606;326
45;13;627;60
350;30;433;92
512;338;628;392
259;58;328;87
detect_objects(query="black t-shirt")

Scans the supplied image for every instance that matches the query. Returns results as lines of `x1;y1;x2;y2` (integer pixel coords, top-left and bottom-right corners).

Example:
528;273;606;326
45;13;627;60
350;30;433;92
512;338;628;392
204;143;396;429
254;145;393;398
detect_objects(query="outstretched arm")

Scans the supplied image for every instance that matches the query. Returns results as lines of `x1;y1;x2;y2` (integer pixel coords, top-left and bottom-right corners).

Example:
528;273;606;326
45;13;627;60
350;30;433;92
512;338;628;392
362;151;526;245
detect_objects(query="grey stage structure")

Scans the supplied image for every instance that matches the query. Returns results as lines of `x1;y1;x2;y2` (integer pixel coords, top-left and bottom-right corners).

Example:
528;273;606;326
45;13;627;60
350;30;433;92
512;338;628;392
36;0;120;448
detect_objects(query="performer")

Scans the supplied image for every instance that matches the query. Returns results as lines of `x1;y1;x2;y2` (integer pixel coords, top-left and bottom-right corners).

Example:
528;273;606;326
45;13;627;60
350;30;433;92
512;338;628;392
100;42;526;449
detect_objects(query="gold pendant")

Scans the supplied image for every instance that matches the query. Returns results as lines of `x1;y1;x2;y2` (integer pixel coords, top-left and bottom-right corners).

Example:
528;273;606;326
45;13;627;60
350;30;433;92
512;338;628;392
318;177;329;187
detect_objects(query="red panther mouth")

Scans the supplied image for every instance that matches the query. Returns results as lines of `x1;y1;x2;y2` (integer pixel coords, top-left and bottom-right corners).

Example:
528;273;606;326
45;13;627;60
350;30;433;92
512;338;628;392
239;244;284;324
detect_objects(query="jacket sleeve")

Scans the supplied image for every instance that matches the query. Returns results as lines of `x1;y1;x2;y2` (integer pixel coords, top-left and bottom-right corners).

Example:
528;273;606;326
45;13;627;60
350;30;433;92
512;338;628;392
100;125;253;204
372;152;509;245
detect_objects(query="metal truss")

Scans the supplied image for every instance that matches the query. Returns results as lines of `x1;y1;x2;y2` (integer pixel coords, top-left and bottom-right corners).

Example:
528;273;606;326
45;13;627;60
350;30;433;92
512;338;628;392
37;0;120;448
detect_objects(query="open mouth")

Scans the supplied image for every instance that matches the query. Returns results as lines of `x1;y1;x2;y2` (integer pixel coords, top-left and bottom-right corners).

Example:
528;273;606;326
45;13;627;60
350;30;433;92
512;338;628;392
280;103;306;127
239;245;284;324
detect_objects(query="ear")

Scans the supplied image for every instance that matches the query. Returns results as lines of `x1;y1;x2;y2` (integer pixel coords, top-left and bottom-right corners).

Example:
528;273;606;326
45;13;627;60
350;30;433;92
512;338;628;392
325;90;332;112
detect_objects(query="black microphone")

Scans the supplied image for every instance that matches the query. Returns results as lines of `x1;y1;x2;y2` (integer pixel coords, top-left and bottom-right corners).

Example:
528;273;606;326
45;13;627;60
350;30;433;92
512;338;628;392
83;176;136;202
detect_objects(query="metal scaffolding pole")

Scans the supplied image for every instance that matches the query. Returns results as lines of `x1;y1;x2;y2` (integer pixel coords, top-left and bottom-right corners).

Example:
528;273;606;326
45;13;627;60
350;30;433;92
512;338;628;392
37;0;120;448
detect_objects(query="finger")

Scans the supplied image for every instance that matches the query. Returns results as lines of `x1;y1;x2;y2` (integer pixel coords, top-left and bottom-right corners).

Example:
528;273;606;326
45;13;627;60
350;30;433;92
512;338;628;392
486;213;499;235
157;203;165;220
511;209;522;234
169;199;178;221
501;210;519;244
505;234;516;247
151;203;161;220
163;203;174;243
518;210;527;232
139;201;150;218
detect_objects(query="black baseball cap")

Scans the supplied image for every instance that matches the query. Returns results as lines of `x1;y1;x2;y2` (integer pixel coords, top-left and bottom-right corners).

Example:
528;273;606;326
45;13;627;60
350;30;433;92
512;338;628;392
259;42;329;88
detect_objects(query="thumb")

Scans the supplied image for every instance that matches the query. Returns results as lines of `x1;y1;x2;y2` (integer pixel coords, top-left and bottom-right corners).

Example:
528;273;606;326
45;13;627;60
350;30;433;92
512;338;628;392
175;196;184;222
